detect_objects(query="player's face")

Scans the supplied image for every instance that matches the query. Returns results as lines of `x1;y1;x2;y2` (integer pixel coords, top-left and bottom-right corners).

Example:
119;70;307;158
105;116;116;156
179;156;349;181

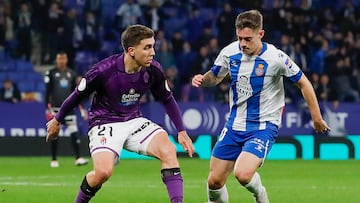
56;54;68;69
132;37;155;67
236;28;264;56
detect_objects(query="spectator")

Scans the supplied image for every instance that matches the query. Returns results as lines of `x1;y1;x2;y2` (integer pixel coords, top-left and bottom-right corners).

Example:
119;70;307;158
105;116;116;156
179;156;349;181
41;2;64;64
331;57;359;102
0;79;22;103
80;11;101;52
315;74;337;102
309;37;329;75
180;77;205;102
14;2;32;61
57;7;80;68
84;0;102;20
0;3;14;56
115;0;142;32
175;41;197;85
170;30;184;57
216;2;236;48
142;0;169;32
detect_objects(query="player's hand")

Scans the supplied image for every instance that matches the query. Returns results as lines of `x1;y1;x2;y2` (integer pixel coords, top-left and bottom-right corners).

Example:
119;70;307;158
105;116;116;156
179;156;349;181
313;118;331;134
46;118;61;142
177;131;195;157
192;74;204;87
45;110;54;121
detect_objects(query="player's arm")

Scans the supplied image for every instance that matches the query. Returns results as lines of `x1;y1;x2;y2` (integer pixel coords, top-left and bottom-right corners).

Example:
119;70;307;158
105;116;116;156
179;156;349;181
296;74;330;133
192;69;226;88
151;66;195;157
162;95;194;157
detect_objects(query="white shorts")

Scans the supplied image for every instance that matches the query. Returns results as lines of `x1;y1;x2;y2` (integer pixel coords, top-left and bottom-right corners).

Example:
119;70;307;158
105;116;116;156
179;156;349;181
88;117;166;159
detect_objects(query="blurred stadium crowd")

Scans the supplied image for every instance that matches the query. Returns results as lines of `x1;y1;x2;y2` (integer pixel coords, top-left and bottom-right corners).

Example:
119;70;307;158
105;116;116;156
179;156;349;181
0;0;360;105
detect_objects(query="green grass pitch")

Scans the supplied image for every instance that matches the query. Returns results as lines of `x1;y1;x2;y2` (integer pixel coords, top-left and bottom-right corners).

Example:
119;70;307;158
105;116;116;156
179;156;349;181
0;157;359;203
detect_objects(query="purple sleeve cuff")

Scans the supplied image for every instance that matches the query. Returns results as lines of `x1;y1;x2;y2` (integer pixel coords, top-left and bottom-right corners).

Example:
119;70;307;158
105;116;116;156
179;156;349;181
55;91;83;122
163;96;185;132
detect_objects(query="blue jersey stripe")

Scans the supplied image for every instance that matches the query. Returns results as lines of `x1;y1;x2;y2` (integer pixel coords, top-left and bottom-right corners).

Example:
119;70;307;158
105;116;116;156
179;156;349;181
227;53;242;129
246;58;268;131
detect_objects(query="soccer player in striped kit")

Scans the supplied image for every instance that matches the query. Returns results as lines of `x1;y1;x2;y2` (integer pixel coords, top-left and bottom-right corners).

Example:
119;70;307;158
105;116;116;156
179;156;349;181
46;25;194;203
192;10;330;203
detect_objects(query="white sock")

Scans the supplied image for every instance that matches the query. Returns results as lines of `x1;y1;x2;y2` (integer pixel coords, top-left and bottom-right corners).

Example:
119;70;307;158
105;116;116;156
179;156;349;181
245;172;263;195
207;184;228;203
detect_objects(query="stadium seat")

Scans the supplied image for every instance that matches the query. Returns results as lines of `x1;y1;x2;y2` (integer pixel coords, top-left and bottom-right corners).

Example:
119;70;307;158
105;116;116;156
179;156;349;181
7;71;27;82
0;49;6;61
15;60;34;72
26;72;44;82
0;72;8;83
17;80;36;92
0;60;16;72
75;51;99;75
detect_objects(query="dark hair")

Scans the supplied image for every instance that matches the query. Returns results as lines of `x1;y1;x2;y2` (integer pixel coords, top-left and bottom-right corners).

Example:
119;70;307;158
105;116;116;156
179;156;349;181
235;10;263;30
121;24;155;52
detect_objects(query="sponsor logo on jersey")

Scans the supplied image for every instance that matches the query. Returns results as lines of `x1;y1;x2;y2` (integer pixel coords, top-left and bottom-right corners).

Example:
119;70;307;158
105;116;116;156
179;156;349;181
120;88;141;105
236;76;253;97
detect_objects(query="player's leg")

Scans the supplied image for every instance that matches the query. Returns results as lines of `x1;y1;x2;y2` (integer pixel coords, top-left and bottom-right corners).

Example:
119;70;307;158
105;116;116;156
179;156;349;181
124;117;182;203
50;139;59;167
75;151;115;203
206;156;234;203
206;126;241;203
234;124;277;203
234;152;268;203
146;131;183;203
75;122;123;203
64;114;88;166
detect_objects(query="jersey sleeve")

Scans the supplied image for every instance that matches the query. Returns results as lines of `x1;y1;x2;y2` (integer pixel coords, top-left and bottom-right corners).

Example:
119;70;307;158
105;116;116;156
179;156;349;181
277;50;302;83
211;48;230;77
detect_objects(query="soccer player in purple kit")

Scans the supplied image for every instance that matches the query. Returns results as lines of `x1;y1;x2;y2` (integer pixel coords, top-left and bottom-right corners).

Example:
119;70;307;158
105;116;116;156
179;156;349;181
46;24;195;203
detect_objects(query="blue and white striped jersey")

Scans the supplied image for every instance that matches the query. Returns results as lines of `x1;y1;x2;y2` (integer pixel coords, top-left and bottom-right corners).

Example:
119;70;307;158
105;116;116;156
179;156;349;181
211;41;303;131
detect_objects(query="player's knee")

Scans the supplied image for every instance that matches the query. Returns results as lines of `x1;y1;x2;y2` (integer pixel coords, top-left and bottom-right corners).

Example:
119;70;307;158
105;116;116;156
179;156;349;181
234;170;253;185
158;143;177;161
208;175;225;189
94;168;113;183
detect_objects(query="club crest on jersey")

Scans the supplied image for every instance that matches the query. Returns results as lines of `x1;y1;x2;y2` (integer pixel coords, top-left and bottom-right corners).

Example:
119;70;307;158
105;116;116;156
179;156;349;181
255;64;265;76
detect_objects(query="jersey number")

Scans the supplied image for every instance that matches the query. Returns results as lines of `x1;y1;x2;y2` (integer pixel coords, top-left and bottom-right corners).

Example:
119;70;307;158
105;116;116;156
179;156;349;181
97;125;113;137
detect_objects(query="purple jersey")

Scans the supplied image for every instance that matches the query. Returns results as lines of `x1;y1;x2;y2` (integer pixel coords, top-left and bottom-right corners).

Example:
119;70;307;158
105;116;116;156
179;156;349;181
55;54;185;131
